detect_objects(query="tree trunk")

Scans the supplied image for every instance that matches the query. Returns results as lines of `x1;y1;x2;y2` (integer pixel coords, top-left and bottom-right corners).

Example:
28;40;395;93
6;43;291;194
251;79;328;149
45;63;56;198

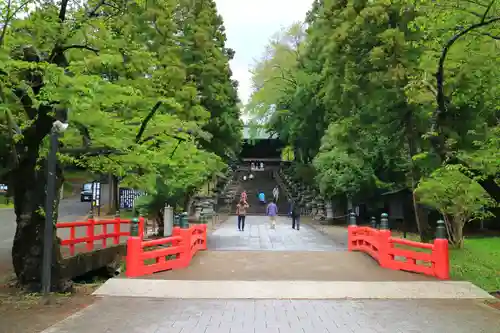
11;153;72;292
411;191;433;242
453;223;464;249
445;215;465;249
406;124;433;242
156;208;164;236
183;187;196;214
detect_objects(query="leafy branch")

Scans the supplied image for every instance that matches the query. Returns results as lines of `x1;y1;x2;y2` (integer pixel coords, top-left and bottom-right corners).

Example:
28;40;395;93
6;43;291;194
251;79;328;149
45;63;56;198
432;5;500;158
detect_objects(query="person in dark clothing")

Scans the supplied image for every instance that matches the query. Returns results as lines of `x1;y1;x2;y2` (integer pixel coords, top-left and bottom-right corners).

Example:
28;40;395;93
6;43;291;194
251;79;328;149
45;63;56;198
290;198;301;230
236;199;249;231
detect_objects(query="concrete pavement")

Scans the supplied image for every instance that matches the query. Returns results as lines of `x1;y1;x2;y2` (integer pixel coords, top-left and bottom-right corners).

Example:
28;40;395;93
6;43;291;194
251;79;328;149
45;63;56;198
43;298;500;333
95;279;492;299
42;215;500;333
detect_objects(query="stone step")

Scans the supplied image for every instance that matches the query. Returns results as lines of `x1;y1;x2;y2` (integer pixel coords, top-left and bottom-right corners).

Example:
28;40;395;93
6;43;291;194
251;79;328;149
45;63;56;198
95;279;493;300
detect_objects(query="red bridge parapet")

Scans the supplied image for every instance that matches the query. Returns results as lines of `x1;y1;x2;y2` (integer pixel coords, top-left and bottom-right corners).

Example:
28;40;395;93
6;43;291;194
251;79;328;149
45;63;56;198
125;224;207;278
56;214;145;256
347;213;449;280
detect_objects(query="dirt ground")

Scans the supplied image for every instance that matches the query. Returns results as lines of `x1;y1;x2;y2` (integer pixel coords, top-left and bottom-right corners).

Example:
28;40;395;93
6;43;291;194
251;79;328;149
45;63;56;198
0;273;97;333
142;250;433;281
486;292;500;311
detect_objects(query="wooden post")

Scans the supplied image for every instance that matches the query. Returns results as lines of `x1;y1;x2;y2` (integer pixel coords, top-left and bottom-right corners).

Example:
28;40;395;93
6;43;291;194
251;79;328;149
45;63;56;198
378;213;392;269
433;220;450;279
86;214;95;251
347;212;357;251
125;237;142;277
113;211;120;245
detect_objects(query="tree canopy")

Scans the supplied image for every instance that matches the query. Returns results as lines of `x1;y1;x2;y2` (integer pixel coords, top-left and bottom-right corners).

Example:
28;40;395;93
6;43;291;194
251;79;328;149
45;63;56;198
0;0;241;290
246;0;499;246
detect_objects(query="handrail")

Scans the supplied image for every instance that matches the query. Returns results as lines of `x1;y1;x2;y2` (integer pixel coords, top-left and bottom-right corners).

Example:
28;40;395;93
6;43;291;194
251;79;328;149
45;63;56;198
56;216;145;256
125;225;207;278
348;223;449;279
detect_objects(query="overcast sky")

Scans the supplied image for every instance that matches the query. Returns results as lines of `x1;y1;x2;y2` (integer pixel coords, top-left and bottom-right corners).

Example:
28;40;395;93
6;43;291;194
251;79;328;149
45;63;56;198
214;0;313;105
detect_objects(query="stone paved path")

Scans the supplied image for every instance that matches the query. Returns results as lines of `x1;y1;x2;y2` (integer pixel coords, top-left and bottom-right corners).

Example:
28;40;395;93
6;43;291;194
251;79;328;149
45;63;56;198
41;215;500;332
207;216;346;251
43;298;500;333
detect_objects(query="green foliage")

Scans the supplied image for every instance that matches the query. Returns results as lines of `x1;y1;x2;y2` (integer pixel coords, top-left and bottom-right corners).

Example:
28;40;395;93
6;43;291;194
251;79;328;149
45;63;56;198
246;0;499;244
281;146;295;161
245;22;304;122
416;165;497;225
1;0;239;232
314;147;373;199
176;0;243;160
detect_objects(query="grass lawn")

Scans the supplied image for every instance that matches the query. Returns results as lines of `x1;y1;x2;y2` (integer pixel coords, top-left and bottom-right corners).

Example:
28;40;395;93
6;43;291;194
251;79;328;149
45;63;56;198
391;231;499;291
450;237;500;292
119;210;136;219
0;196;13;208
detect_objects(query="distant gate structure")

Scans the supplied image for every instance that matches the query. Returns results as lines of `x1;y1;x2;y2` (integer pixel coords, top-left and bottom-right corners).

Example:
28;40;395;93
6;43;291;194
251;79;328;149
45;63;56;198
241;125;284;162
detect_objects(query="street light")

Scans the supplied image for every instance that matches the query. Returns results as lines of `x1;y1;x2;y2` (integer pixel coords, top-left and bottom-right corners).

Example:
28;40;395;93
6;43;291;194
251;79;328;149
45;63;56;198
41;120;69;297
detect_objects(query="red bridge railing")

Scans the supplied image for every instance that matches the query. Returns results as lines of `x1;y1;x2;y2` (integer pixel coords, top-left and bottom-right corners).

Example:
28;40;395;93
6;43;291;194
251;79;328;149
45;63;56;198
347;213;449;279
125;224;207;278
56;214;145;256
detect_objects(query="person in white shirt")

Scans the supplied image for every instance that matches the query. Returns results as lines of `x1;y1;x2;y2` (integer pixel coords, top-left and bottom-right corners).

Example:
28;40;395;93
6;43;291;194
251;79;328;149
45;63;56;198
272;185;279;202
249;173;254;180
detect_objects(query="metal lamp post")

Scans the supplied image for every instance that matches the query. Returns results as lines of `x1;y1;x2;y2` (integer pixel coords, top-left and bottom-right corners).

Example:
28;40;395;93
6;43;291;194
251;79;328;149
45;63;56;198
41;120;69;297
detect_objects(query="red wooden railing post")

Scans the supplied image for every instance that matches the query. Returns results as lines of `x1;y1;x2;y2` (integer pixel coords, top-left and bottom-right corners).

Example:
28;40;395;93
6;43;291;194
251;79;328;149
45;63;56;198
138;216;145;239
69;226;76;256
86;214;95;251
102;219;107;248
377;213;392;268
179;228;191;267
201;224;207;250
113;211;121;245
347;212;357;251
433;220;450;279
125;236;142;277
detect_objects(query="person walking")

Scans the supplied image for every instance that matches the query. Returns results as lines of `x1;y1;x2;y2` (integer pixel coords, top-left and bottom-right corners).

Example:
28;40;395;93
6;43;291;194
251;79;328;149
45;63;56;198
236;199;249;231
272;185;279;203
290;198;301;230
258;190;266;205
266;199;278;229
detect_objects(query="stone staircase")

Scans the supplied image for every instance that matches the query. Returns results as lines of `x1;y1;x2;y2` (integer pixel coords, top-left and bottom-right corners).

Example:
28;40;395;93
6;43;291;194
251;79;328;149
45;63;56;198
238;169;288;216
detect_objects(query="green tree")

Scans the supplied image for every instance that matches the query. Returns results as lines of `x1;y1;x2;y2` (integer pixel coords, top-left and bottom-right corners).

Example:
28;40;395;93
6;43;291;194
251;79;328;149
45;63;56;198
177;0;243;160
0;0;238;291
416;166;496;248
411;0;500;203
252;0;499;244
